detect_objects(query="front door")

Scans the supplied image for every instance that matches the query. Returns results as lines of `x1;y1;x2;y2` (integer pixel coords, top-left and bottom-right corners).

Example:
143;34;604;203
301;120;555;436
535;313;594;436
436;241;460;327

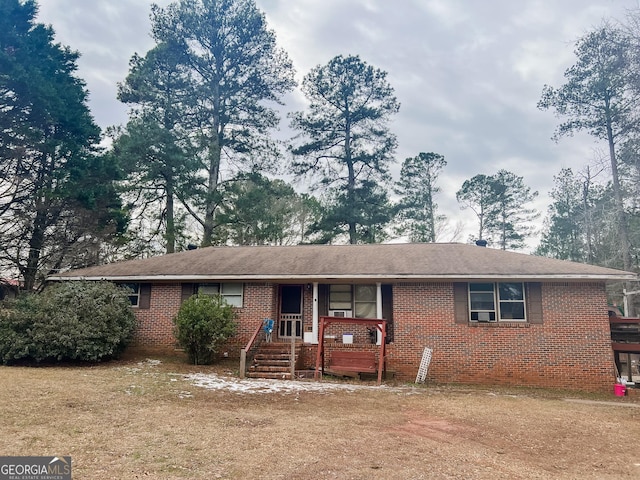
279;285;302;339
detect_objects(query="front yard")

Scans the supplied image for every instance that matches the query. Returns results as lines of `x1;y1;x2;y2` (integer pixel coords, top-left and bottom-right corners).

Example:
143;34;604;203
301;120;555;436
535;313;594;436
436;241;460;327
0;350;639;479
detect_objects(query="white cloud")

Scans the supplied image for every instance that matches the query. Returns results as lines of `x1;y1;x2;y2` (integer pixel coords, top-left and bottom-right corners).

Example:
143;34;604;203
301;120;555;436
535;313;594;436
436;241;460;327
421;0;470;29
34;0;640;250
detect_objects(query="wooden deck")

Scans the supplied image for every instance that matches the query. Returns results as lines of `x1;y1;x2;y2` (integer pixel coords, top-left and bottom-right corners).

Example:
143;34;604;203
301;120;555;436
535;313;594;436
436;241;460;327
610;315;640;352
610;314;640;384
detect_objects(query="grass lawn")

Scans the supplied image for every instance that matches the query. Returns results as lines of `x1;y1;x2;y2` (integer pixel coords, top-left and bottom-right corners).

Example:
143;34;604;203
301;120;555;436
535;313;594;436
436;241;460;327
0;349;639;479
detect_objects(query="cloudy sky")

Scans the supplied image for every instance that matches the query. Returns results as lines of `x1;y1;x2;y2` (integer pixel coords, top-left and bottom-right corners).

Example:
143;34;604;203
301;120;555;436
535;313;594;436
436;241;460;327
36;0;640;249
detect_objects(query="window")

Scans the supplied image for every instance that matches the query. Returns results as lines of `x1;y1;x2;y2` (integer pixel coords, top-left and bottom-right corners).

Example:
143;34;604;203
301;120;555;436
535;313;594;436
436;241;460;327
329;284;377;318
469;283;495;321
198;283;243;307
498;283;525;320
119;282;140;307
354;285;376;318
329;284;352;310
469;282;525;322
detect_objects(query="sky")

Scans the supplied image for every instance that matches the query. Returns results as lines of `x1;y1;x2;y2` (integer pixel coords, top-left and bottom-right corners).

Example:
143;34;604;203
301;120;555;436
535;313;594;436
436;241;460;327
35;0;640;250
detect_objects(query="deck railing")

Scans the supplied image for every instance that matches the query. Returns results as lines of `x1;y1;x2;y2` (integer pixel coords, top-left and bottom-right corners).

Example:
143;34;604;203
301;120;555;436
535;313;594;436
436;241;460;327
610;315;640;353
610;314;640;384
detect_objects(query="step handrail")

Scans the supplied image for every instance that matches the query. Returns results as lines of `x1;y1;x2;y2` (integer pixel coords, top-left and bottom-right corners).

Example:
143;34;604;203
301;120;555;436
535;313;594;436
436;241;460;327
244;319;266;352
240;319;267;378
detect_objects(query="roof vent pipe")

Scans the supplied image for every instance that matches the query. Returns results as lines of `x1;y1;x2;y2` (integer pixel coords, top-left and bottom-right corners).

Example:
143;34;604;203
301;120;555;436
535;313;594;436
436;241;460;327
475;239;488;247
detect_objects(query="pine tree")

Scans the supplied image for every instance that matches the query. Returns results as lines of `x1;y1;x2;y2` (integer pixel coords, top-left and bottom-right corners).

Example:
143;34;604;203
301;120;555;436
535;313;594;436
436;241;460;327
290;55;399;244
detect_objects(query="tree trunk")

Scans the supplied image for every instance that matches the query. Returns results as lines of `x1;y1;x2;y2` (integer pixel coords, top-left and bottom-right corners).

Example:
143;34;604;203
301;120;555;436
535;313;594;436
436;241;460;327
24;206;47;292
24;147;54;292
165;176;175;254
606;107;634;315
202;81;222;247
427;186;436;243
344;117;357;244
582;171;594;264
605;109;632;271
202;142;221;247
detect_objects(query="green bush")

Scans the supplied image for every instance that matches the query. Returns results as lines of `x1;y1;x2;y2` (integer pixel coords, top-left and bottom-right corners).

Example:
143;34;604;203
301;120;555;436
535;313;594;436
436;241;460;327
0;281;137;364
173;293;237;365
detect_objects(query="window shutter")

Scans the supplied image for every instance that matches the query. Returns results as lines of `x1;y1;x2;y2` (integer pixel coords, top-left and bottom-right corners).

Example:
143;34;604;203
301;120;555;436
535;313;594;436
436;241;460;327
382;284;394;343
318;284;328;317
453;282;469;324
526;282;543;324
139;283;151;309
181;283;195;303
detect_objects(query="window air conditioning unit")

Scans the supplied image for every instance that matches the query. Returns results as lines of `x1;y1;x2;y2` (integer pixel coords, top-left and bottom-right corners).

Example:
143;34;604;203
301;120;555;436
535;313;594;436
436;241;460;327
329;310;352;318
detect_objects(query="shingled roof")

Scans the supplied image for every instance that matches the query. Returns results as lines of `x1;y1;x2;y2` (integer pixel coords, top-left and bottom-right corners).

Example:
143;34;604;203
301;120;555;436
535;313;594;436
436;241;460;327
47;243;636;282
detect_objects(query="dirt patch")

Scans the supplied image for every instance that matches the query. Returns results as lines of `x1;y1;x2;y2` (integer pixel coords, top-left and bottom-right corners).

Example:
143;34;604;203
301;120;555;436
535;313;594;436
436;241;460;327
390;410;477;443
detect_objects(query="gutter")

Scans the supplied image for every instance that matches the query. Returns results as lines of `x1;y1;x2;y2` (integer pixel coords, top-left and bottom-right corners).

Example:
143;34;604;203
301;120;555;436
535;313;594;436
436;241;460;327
46;273;638;282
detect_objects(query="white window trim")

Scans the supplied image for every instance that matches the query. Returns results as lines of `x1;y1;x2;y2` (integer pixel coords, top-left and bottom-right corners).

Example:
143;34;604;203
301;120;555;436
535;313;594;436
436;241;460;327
469;283;495;322
118;282;140;307
469;282;526;322
354;284;377;319
329;284;378;319
498;283;527;321
329;284;352;311
198;282;244;307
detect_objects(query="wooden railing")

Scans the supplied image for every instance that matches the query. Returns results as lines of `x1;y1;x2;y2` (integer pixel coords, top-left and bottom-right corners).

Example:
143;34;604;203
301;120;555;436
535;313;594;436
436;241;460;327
315;316;387;385
610;315;640;353
239;319;266;379
278;313;302;338
610;314;640;384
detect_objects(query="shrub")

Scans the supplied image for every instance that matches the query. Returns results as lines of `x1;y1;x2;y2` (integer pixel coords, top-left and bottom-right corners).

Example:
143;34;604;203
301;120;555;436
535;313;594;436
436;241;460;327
0;281;137;364
173;293;237;365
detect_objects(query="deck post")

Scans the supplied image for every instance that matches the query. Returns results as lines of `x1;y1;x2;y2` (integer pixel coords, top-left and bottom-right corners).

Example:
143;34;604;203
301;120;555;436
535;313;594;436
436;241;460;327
377;322;386;385
290;335;296;378
239;349;246;379
315;317;325;380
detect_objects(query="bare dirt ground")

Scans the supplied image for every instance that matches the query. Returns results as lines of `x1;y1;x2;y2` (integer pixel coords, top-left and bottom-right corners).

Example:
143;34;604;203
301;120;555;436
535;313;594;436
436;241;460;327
0;350;639;479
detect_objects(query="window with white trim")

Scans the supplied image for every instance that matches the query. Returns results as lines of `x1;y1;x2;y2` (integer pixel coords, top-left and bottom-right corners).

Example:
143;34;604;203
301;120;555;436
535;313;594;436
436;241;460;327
329;284;377;318
329;284;352;310
119;283;140;307
354;285;376;318
469;282;525;322
198;283;243;307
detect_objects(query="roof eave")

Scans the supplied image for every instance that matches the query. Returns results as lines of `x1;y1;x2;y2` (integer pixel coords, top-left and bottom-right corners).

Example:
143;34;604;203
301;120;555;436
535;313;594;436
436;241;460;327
46;273;638;282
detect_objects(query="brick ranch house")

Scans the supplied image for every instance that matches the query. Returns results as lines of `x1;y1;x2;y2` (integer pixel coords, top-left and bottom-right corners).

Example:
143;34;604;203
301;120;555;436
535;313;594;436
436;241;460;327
47;243;636;391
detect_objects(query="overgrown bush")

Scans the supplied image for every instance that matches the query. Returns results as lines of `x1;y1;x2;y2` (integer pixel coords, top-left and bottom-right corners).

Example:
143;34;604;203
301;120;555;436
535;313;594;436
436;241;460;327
0;281;137;364
173;293;237;365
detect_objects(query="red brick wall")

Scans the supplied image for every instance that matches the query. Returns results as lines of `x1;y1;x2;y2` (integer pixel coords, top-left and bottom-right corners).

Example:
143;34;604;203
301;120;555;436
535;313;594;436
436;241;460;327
132;282;277;355
387;281;614;391
303;286;314;336
132;280;615;391
132;283;182;347
229;282;278;355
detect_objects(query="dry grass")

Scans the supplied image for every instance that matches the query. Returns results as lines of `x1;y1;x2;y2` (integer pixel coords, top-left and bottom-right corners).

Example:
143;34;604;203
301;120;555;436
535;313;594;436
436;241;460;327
0;349;639;479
